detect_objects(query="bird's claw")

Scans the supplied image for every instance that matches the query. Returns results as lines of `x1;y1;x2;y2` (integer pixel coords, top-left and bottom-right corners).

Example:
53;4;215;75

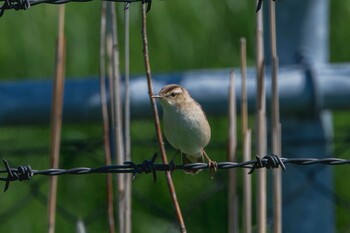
208;160;218;179
201;148;217;178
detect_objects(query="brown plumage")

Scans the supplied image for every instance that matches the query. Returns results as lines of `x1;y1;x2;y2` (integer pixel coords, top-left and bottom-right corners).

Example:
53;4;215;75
153;84;216;174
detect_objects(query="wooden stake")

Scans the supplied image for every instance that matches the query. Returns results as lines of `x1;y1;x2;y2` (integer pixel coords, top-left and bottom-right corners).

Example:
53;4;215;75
48;5;66;233
141;3;187;232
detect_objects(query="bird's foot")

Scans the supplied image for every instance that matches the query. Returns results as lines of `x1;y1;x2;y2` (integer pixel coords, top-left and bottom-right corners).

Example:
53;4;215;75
207;159;218;179
201;148;217;179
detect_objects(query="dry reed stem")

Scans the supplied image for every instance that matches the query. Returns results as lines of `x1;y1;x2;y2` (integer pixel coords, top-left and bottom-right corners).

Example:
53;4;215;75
99;2;116;233
48;5;66;233
240;37;252;233
141;3;187;233
240;38;248;134
124;3;132;233
228;70;239;233
269;0;282;232
242;129;252;233
255;1;267;232
109;4;127;233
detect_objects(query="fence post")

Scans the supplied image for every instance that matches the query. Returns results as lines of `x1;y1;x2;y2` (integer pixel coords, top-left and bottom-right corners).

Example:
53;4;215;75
264;0;334;232
280;112;334;233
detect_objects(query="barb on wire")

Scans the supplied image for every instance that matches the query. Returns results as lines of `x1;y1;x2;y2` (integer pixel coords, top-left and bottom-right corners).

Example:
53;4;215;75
0;0;152;17
1;159;33;192
256;0;276;12
248;154;286;174
1;154;350;192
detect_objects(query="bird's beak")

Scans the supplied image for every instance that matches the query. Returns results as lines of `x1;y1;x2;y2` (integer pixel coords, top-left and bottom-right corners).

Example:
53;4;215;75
152;94;162;99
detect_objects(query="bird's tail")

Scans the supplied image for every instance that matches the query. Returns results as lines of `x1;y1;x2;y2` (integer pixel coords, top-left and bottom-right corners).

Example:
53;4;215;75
183;153;203;175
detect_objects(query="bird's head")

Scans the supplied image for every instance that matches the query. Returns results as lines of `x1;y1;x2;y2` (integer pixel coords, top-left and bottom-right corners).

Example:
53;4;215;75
152;84;189;108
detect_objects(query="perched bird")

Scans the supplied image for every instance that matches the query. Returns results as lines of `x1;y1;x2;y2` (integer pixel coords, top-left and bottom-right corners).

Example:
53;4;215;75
152;84;216;174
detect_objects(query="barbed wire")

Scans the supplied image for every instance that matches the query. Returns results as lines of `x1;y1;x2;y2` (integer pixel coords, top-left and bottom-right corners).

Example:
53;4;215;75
1;153;349;192
0;0;151;17
0;0;269;17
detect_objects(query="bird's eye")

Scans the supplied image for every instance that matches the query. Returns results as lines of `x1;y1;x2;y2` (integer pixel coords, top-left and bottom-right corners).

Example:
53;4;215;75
170;92;176;98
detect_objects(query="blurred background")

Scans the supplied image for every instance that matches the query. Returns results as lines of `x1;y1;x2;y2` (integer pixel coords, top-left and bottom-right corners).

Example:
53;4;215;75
0;0;349;232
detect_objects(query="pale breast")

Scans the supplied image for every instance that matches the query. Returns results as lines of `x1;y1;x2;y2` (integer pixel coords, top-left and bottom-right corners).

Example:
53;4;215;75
162;102;211;156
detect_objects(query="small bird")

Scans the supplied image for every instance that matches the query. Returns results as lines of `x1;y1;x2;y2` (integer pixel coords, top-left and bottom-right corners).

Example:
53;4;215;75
152;84;216;174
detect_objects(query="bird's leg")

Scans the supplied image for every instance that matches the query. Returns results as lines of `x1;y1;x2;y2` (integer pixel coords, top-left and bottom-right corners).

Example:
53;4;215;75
170;149;181;163
180;151;184;164
201;148;217;176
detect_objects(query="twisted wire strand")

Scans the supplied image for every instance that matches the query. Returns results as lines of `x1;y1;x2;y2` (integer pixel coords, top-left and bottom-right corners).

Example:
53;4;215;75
0;0;269;17
1;154;349;192
0;0;151;17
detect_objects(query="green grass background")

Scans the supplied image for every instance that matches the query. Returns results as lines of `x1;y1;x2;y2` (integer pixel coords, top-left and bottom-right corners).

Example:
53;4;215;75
0;0;350;232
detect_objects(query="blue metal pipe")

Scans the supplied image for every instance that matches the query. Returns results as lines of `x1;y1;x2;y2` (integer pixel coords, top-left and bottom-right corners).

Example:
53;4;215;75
0;64;350;125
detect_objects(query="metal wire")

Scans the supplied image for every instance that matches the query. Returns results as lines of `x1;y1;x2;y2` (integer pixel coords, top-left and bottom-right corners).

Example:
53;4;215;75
0;0;269;17
256;0;277;12
0;0;151;17
1;153;350;192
